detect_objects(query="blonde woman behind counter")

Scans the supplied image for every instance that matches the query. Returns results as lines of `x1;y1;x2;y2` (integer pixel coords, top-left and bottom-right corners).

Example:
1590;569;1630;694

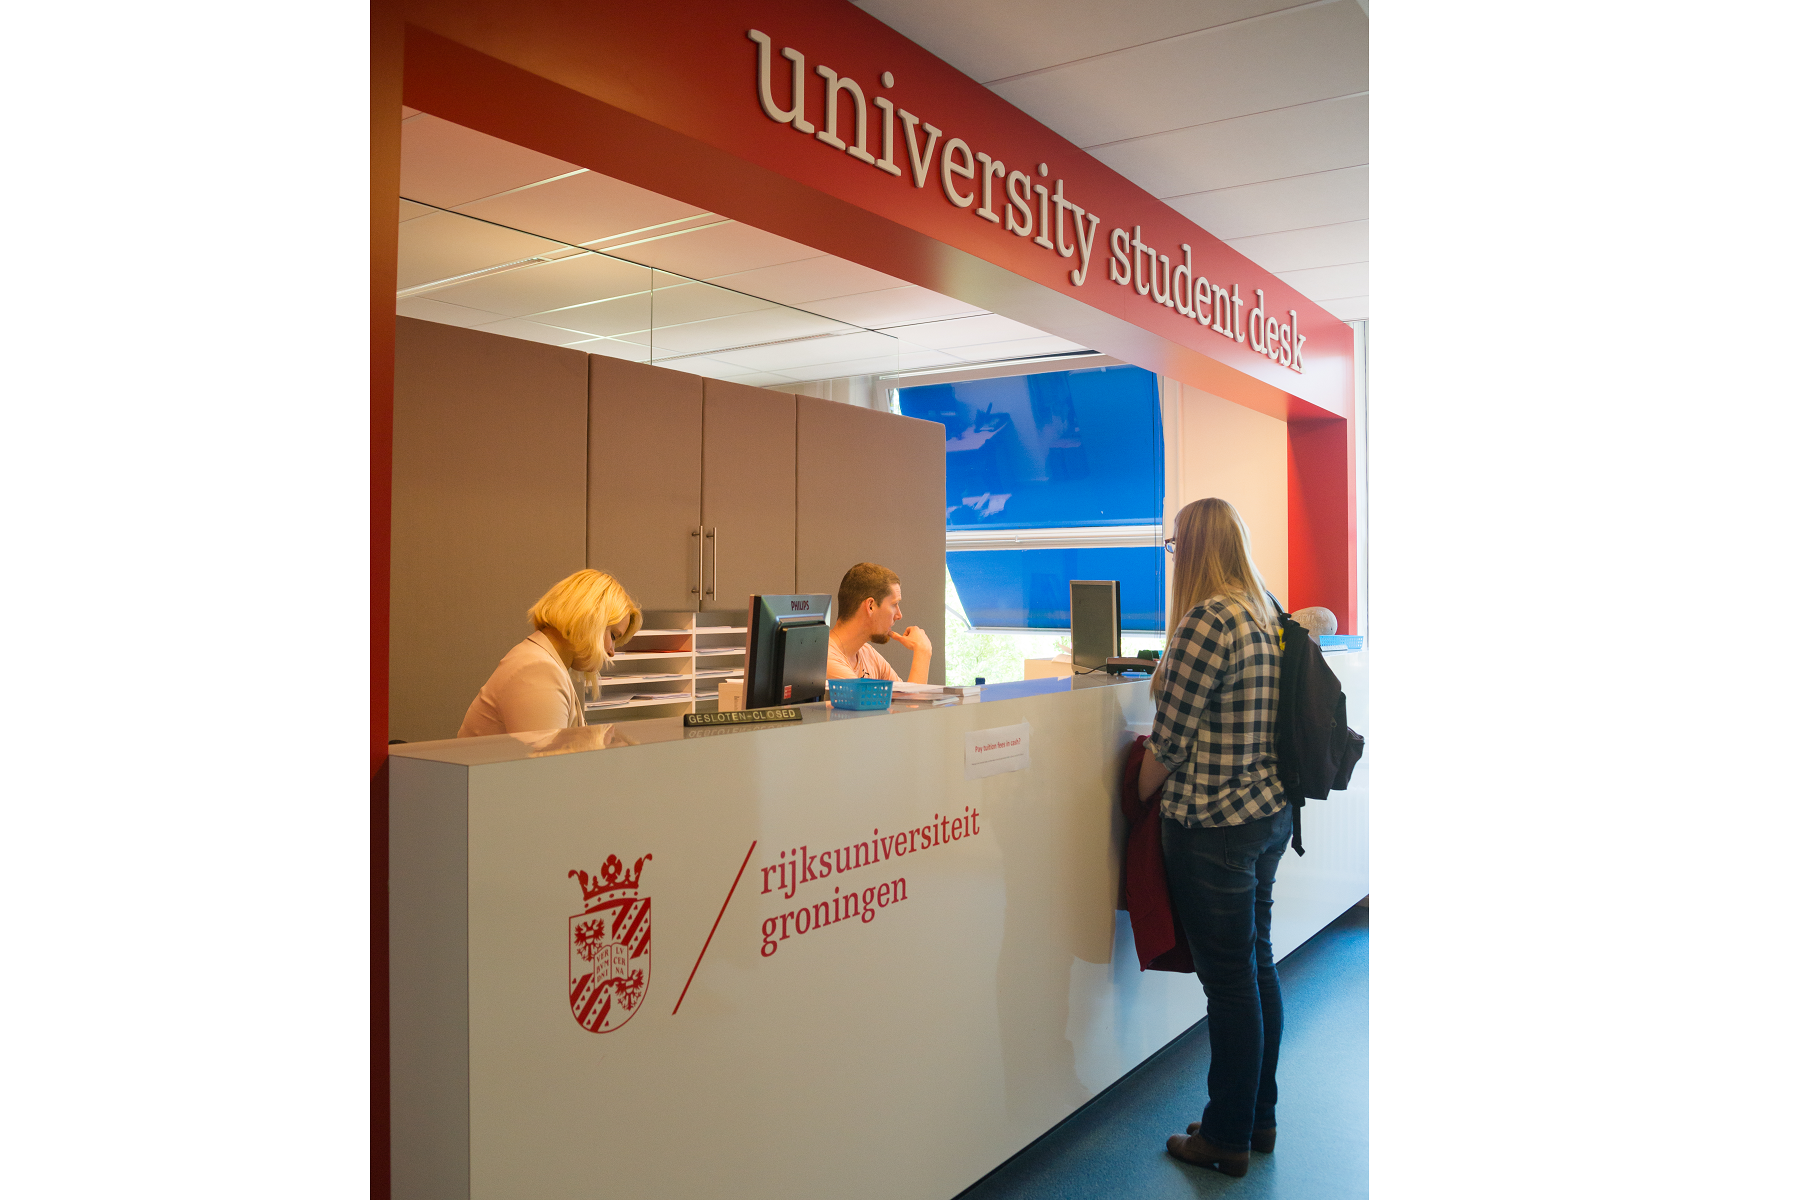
457;569;642;737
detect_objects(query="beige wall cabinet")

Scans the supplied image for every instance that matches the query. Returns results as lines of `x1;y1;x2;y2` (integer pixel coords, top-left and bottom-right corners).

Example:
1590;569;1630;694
390;318;588;743
394;321;947;733
795;397;947;684
589;366;797;612
699;379;796;611
587;356;703;610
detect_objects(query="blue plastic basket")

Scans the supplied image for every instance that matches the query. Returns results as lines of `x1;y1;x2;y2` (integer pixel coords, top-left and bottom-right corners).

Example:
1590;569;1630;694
828;678;893;710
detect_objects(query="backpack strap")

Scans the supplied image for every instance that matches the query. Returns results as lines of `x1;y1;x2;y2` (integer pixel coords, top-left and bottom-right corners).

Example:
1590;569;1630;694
1268;594;1306;857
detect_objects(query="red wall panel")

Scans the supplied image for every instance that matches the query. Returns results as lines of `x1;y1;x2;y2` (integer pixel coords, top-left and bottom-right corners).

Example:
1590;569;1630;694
1287;415;1356;635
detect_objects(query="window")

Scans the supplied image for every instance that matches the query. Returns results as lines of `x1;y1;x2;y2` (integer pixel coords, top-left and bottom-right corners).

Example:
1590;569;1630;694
899;365;1162;529
898;365;1165;635
944;546;1165;632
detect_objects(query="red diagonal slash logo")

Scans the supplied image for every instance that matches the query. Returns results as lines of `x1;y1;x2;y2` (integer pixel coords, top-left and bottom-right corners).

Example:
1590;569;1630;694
672;840;756;1016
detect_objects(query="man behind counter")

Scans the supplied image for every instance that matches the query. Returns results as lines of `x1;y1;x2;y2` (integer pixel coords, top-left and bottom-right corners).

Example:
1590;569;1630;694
826;562;933;683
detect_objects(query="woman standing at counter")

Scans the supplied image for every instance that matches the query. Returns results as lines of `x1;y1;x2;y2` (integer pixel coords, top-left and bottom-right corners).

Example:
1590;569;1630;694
457;568;642;737
1138;498;1290;1178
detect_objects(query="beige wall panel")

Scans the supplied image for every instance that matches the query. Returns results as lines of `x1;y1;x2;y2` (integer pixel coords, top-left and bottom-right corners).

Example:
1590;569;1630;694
700;380;796;610
1175;383;1289;608
795;398;947;684
588;356;703;610
391;317;588;742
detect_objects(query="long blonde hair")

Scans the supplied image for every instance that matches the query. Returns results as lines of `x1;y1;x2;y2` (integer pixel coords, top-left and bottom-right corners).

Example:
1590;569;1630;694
1167;498;1279;637
528;568;642;667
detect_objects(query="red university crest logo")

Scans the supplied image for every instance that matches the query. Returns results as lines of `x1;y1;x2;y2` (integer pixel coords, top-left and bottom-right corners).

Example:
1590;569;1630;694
567;854;652;1033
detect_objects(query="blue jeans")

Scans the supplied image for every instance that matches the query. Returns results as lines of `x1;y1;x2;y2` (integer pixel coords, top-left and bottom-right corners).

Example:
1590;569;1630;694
1161;804;1293;1150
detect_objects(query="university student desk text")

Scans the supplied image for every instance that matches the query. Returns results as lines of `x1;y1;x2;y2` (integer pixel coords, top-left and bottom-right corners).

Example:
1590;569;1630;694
388;662;1369;1200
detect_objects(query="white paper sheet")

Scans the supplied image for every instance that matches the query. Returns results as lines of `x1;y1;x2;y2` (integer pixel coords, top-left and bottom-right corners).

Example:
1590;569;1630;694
964;721;1030;780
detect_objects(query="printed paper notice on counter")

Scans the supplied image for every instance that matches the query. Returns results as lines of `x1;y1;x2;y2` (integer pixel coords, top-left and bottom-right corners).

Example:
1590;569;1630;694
965;722;1030;780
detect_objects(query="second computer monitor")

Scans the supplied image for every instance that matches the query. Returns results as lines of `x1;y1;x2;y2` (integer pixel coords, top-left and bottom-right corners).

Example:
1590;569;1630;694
1069;580;1121;674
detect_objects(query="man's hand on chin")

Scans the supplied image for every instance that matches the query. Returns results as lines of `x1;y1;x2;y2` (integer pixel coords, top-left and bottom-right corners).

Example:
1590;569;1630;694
890;625;933;658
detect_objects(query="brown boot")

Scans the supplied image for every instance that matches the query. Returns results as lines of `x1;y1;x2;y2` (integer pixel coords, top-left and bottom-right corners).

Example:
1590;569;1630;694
1166;1131;1249;1177
1189;1122;1276;1153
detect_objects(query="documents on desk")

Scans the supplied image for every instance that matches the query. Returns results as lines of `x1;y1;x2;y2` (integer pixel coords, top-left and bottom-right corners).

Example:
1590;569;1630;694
891;682;983;698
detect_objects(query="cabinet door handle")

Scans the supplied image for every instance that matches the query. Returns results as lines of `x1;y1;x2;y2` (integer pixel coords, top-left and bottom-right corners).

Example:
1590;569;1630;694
705;527;718;598
691;527;702;595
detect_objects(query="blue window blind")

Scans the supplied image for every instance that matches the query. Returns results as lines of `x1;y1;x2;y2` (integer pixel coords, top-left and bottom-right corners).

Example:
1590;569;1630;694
900;364;1166;632
898;365;1162;530
948;547;1166;632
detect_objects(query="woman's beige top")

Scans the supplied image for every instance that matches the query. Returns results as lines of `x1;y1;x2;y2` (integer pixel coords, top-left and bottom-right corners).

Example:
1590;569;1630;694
457;630;583;737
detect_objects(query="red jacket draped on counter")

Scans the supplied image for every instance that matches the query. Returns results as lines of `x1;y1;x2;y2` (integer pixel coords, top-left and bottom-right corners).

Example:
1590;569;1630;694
1120;735;1193;973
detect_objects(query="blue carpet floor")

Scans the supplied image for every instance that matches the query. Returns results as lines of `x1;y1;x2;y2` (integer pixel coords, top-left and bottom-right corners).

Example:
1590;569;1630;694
954;903;1369;1200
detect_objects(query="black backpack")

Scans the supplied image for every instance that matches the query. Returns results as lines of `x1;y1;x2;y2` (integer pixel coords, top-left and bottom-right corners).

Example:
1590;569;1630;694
1270;605;1365;855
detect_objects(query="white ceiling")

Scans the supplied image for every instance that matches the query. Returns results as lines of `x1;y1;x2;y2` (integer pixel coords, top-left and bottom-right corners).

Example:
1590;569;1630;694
395;2;1367;385
853;0;1370;321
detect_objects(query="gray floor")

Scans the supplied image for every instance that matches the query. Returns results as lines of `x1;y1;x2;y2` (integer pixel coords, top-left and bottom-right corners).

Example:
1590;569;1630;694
954;904;1369;1199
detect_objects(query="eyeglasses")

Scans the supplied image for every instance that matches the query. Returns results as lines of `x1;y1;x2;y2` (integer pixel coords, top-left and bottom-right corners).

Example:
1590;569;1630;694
1164;537;1177;555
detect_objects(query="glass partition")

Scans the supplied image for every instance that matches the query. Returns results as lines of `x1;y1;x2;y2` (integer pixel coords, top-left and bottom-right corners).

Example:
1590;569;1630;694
395;202;912;379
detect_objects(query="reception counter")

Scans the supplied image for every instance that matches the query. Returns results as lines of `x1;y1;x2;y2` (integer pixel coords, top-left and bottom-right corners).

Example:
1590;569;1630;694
388;660;1369;1199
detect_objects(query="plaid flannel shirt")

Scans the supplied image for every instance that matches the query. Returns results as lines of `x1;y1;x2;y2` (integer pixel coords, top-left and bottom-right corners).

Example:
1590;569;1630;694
1148;596;1286;828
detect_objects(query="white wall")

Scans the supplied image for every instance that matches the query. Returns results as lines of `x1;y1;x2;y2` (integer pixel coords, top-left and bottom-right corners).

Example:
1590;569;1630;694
1164;381;1291;608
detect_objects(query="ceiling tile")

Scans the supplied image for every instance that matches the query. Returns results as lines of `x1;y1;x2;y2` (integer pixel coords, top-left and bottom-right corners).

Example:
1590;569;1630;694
606;221;821;278
468;317;603;348
400;114;580;208
399;198;436;223
1165;165;1368;241
644;280;778;327
709;330;911;372
401;106;422;119
1273;261;1368;303
572;337;653;363
650;356;754;380
880;313;1050;349
1319;297;1368;321
615;308;849;356
799;285;987;326
990;2;1367;148
945;335;1091;363
851;0;1296;83
1226;220;1368;276
773;348;961;382
396;296;510;328
395;211;565;292
424;252;652;317
705;256;908;306
532;292;655;338
456;169;709;247
1090;93;1368;197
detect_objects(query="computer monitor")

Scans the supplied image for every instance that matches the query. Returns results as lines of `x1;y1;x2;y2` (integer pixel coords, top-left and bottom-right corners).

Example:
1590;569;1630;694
743;594;832;708
1069;580;1121;674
